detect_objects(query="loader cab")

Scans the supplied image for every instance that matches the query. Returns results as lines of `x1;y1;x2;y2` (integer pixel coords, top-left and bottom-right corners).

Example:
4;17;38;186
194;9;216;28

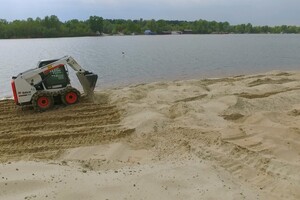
38;59;70;90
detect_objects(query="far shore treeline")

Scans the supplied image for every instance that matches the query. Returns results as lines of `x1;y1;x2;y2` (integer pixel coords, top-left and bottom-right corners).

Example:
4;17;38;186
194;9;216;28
1;15;300;39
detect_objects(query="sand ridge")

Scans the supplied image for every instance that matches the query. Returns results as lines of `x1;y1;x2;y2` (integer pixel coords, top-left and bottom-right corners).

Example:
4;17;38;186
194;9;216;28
105;70;300;199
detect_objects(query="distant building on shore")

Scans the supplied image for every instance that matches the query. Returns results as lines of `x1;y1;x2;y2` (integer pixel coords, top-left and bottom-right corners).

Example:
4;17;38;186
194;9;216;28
144;30;155;35
161;31;172;35
183;29;193;34
172;31;182;35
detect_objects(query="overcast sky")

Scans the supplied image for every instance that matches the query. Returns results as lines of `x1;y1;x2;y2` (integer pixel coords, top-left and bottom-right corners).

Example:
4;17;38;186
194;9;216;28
0;0;299;25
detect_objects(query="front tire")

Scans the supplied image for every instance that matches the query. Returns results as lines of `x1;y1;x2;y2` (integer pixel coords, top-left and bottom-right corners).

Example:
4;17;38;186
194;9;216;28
61;87;80;105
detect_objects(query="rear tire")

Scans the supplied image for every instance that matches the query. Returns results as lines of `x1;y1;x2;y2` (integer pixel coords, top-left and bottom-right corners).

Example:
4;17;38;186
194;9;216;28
32;91;54;112
61;87;80;105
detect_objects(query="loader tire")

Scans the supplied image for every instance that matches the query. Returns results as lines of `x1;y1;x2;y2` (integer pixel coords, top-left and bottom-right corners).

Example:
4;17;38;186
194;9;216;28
32;91;54;112
61;87;80;105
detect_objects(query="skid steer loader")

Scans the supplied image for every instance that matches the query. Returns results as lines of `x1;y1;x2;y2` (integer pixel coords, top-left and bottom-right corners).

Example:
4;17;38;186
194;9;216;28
11;55;98;111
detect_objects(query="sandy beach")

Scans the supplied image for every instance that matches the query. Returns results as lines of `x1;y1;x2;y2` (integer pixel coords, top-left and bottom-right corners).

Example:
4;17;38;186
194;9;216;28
1;70;300;199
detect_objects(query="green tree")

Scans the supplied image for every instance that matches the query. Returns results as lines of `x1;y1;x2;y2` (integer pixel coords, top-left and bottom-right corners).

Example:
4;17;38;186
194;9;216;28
103;20;114;34
156;19;169;33
0;19;8;38
41;15;62;37
89;16;103;34
145;19;157;32
0;16;300;39
235;24;246;33
245;23;253;33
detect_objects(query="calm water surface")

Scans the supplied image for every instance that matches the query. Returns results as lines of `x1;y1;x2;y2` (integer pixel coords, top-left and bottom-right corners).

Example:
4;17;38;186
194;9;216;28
1;34;300;98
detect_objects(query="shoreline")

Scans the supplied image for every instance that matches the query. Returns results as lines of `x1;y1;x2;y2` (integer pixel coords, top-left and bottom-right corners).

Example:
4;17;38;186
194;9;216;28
1;32;300;40
2;69;296;100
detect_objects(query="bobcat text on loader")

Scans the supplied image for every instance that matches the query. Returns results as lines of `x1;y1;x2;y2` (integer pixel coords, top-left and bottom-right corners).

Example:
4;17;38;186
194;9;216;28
11;55;98;111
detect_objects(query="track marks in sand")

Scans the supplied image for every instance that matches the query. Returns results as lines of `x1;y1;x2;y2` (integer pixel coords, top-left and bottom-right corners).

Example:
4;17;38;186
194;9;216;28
221;113;244;121
152;126;298;199
237;87;300;99
150;126;300;199
198;72;292;87
247;78;295;87
201;77;243;86
0;100;134;161
174;94;207;103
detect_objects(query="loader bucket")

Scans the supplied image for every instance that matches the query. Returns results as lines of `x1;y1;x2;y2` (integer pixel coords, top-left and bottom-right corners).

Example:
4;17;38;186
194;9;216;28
76;71;98;99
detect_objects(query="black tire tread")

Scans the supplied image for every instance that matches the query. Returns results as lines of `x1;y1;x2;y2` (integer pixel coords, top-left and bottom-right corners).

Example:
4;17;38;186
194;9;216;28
61;87;81;105
32;91;54;112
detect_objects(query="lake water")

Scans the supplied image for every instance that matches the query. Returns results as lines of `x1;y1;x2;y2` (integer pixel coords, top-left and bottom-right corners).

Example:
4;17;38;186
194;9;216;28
1;34;300;98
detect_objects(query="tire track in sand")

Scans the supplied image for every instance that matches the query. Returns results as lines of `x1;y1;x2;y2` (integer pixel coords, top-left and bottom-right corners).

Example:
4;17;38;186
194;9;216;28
0;99;134;161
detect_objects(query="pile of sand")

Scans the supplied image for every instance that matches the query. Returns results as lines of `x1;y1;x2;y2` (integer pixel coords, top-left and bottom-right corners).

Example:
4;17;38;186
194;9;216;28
1;70;300;199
